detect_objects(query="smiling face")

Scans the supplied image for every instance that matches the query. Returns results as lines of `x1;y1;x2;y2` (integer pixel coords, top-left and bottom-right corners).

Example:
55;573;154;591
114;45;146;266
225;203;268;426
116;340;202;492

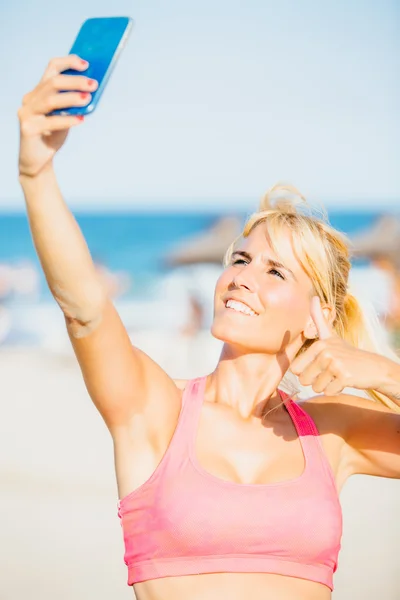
212;223;316;355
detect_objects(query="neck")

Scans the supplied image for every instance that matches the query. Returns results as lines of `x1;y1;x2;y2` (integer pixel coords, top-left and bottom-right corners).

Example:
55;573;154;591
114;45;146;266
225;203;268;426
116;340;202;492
207;341;300;419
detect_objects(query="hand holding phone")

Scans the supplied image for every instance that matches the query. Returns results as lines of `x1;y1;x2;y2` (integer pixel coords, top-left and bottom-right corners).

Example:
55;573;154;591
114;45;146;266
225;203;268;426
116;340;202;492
18;17;133;178
51;16;133;116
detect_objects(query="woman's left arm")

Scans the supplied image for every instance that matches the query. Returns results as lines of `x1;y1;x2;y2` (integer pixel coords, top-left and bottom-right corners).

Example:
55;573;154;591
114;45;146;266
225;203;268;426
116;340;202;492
291;297;400;479
333;391;400;479
374;359;400;406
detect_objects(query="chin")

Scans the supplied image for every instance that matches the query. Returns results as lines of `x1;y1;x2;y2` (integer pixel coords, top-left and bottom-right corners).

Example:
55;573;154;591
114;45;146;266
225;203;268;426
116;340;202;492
211;313;299;355
211;315;256;348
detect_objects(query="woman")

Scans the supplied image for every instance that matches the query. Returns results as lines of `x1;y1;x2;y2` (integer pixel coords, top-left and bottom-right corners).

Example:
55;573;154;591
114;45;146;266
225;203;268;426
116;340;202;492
18;55;400;600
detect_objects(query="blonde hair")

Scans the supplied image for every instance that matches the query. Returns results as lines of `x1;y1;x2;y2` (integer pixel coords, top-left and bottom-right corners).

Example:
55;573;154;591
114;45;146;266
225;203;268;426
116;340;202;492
224;184;400;410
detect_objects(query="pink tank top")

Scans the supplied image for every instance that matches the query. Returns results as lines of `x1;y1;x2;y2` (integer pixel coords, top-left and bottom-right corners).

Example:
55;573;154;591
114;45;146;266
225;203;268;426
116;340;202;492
118;377;342;590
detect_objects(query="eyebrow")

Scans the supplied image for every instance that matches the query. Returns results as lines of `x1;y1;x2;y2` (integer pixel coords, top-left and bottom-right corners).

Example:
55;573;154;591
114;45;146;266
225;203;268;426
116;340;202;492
231;250;297;280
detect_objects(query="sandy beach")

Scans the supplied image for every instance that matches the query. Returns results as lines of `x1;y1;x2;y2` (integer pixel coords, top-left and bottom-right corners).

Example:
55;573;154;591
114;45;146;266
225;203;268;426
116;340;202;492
1;335;400;600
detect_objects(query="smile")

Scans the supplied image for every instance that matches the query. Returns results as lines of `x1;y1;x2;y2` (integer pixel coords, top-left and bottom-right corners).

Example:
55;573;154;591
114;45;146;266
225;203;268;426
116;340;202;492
225;299;258;317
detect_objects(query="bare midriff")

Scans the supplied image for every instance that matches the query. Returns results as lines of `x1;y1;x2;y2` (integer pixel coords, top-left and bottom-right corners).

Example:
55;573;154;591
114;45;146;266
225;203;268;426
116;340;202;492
133;572;331;600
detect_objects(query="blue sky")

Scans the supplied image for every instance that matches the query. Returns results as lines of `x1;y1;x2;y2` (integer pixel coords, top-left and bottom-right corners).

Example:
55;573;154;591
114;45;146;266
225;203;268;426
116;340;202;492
2;0;399;209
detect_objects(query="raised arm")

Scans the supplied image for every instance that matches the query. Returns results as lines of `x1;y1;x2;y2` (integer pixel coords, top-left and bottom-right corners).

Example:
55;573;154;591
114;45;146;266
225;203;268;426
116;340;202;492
17;56;181;435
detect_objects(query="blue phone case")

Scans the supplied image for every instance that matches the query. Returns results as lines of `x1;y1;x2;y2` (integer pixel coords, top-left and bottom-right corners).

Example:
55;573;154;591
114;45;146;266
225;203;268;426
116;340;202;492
52;16;133;116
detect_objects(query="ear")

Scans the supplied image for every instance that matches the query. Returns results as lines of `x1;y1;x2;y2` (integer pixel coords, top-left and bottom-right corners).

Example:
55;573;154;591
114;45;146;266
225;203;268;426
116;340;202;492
303;302;336;340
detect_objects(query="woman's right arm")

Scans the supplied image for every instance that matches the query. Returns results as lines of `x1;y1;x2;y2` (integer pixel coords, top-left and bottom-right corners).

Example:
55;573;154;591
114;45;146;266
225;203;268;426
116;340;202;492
18;56;182;435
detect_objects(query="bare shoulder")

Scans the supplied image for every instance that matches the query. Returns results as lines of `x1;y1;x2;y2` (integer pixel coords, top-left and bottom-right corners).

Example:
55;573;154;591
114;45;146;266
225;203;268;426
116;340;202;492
298;392;397;439
292;393;400;481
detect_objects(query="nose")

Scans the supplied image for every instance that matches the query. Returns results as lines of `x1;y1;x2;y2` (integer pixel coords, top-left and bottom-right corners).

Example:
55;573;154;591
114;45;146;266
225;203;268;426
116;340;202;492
229;266;256;293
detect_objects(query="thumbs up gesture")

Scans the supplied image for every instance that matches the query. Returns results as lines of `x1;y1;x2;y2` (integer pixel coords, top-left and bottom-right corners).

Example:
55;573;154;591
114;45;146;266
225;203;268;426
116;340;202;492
291;297;389;396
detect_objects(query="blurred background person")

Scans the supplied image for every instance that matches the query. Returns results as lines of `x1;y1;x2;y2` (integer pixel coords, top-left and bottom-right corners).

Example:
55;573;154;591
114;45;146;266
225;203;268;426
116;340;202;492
94;257;132;299
352;214;400;351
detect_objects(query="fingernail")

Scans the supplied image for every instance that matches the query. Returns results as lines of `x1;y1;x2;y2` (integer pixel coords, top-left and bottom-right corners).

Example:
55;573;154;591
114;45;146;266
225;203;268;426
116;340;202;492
80;59;88;66
88;79;98;88
80;92;89;99
76;115;84;121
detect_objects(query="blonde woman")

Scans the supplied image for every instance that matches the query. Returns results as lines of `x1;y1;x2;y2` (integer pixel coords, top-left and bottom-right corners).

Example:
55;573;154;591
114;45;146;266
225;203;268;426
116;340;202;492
18;56;400;600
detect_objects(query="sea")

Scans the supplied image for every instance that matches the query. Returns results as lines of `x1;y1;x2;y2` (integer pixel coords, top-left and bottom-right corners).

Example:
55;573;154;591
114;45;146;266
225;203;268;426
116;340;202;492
0;209;383;297
0;208;394;347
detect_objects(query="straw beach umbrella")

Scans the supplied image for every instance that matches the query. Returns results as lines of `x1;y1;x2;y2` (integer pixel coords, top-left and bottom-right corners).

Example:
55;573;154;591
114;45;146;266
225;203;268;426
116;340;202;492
352;214;400;269
165;216;243;267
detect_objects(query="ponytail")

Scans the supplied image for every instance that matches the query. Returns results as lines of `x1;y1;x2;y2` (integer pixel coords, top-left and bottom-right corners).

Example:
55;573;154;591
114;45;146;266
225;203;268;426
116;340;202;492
340;292;371;348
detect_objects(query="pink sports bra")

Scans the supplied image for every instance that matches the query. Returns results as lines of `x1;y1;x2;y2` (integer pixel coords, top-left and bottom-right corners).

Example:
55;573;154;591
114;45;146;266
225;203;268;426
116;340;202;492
118;376;342;590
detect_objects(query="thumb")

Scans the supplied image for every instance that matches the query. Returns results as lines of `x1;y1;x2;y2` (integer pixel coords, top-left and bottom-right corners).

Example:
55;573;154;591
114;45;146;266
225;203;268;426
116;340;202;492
310;296;333;340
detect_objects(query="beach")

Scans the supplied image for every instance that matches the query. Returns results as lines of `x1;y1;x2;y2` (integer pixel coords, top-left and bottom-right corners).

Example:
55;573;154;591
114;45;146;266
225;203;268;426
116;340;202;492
1;334;399;600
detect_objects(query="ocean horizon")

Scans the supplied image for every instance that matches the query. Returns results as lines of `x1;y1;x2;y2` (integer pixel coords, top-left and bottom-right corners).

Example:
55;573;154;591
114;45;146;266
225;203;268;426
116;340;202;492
0;206;390;300
0;206;396;347
1;196;400;214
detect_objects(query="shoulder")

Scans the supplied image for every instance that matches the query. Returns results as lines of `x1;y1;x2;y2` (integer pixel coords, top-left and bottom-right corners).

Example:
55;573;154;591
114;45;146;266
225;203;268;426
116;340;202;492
298;392;400;480
298;392;397;439
300;391;396;415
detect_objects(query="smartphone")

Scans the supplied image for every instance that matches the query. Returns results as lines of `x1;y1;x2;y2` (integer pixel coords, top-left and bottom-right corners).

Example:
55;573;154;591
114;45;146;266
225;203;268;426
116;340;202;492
52;16;133;116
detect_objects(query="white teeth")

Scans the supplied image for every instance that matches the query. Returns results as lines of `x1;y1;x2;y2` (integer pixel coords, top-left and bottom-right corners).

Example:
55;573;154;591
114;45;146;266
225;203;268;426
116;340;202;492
225;299;257;316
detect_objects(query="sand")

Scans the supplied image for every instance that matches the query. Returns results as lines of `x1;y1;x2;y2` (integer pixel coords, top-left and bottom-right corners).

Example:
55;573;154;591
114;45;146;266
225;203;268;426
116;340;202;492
1;335;399;600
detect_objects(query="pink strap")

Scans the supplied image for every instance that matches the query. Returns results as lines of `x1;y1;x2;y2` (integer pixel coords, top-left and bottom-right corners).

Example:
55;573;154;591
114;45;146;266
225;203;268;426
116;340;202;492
284;397;320;436
284;396;338;488
168;376;207;451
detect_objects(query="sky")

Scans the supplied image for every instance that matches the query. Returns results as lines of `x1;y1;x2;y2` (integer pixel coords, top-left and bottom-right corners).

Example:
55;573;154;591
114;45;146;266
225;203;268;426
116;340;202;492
1;0;399;210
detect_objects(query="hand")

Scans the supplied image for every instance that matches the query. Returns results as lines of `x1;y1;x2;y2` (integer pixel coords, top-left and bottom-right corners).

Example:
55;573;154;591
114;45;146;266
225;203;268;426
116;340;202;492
18;55;98;178
291;296;388;395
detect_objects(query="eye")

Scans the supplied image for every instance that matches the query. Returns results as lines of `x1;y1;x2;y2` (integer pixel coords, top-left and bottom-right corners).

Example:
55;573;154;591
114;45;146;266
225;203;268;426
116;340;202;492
232;258;249;266
268;268;285;280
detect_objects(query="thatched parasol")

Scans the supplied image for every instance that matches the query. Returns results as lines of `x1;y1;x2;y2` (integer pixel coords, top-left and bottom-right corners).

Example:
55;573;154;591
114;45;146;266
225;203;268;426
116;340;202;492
165;216;243;267
352;214;400;269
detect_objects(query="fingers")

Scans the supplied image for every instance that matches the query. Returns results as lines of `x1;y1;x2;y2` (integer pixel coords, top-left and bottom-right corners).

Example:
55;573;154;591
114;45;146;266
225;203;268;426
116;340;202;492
48;74;98;93
40;55;89;82
20;114;84;137
21;73;98;119
293;352;344;395
310;296;333;340
19;91;91;127
291;341;339;394
295;353;331;387
291;341;349;395
310;370;336;394
323;378;345;396
308;371;344;396
42;91;93;115
291;340;325;375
